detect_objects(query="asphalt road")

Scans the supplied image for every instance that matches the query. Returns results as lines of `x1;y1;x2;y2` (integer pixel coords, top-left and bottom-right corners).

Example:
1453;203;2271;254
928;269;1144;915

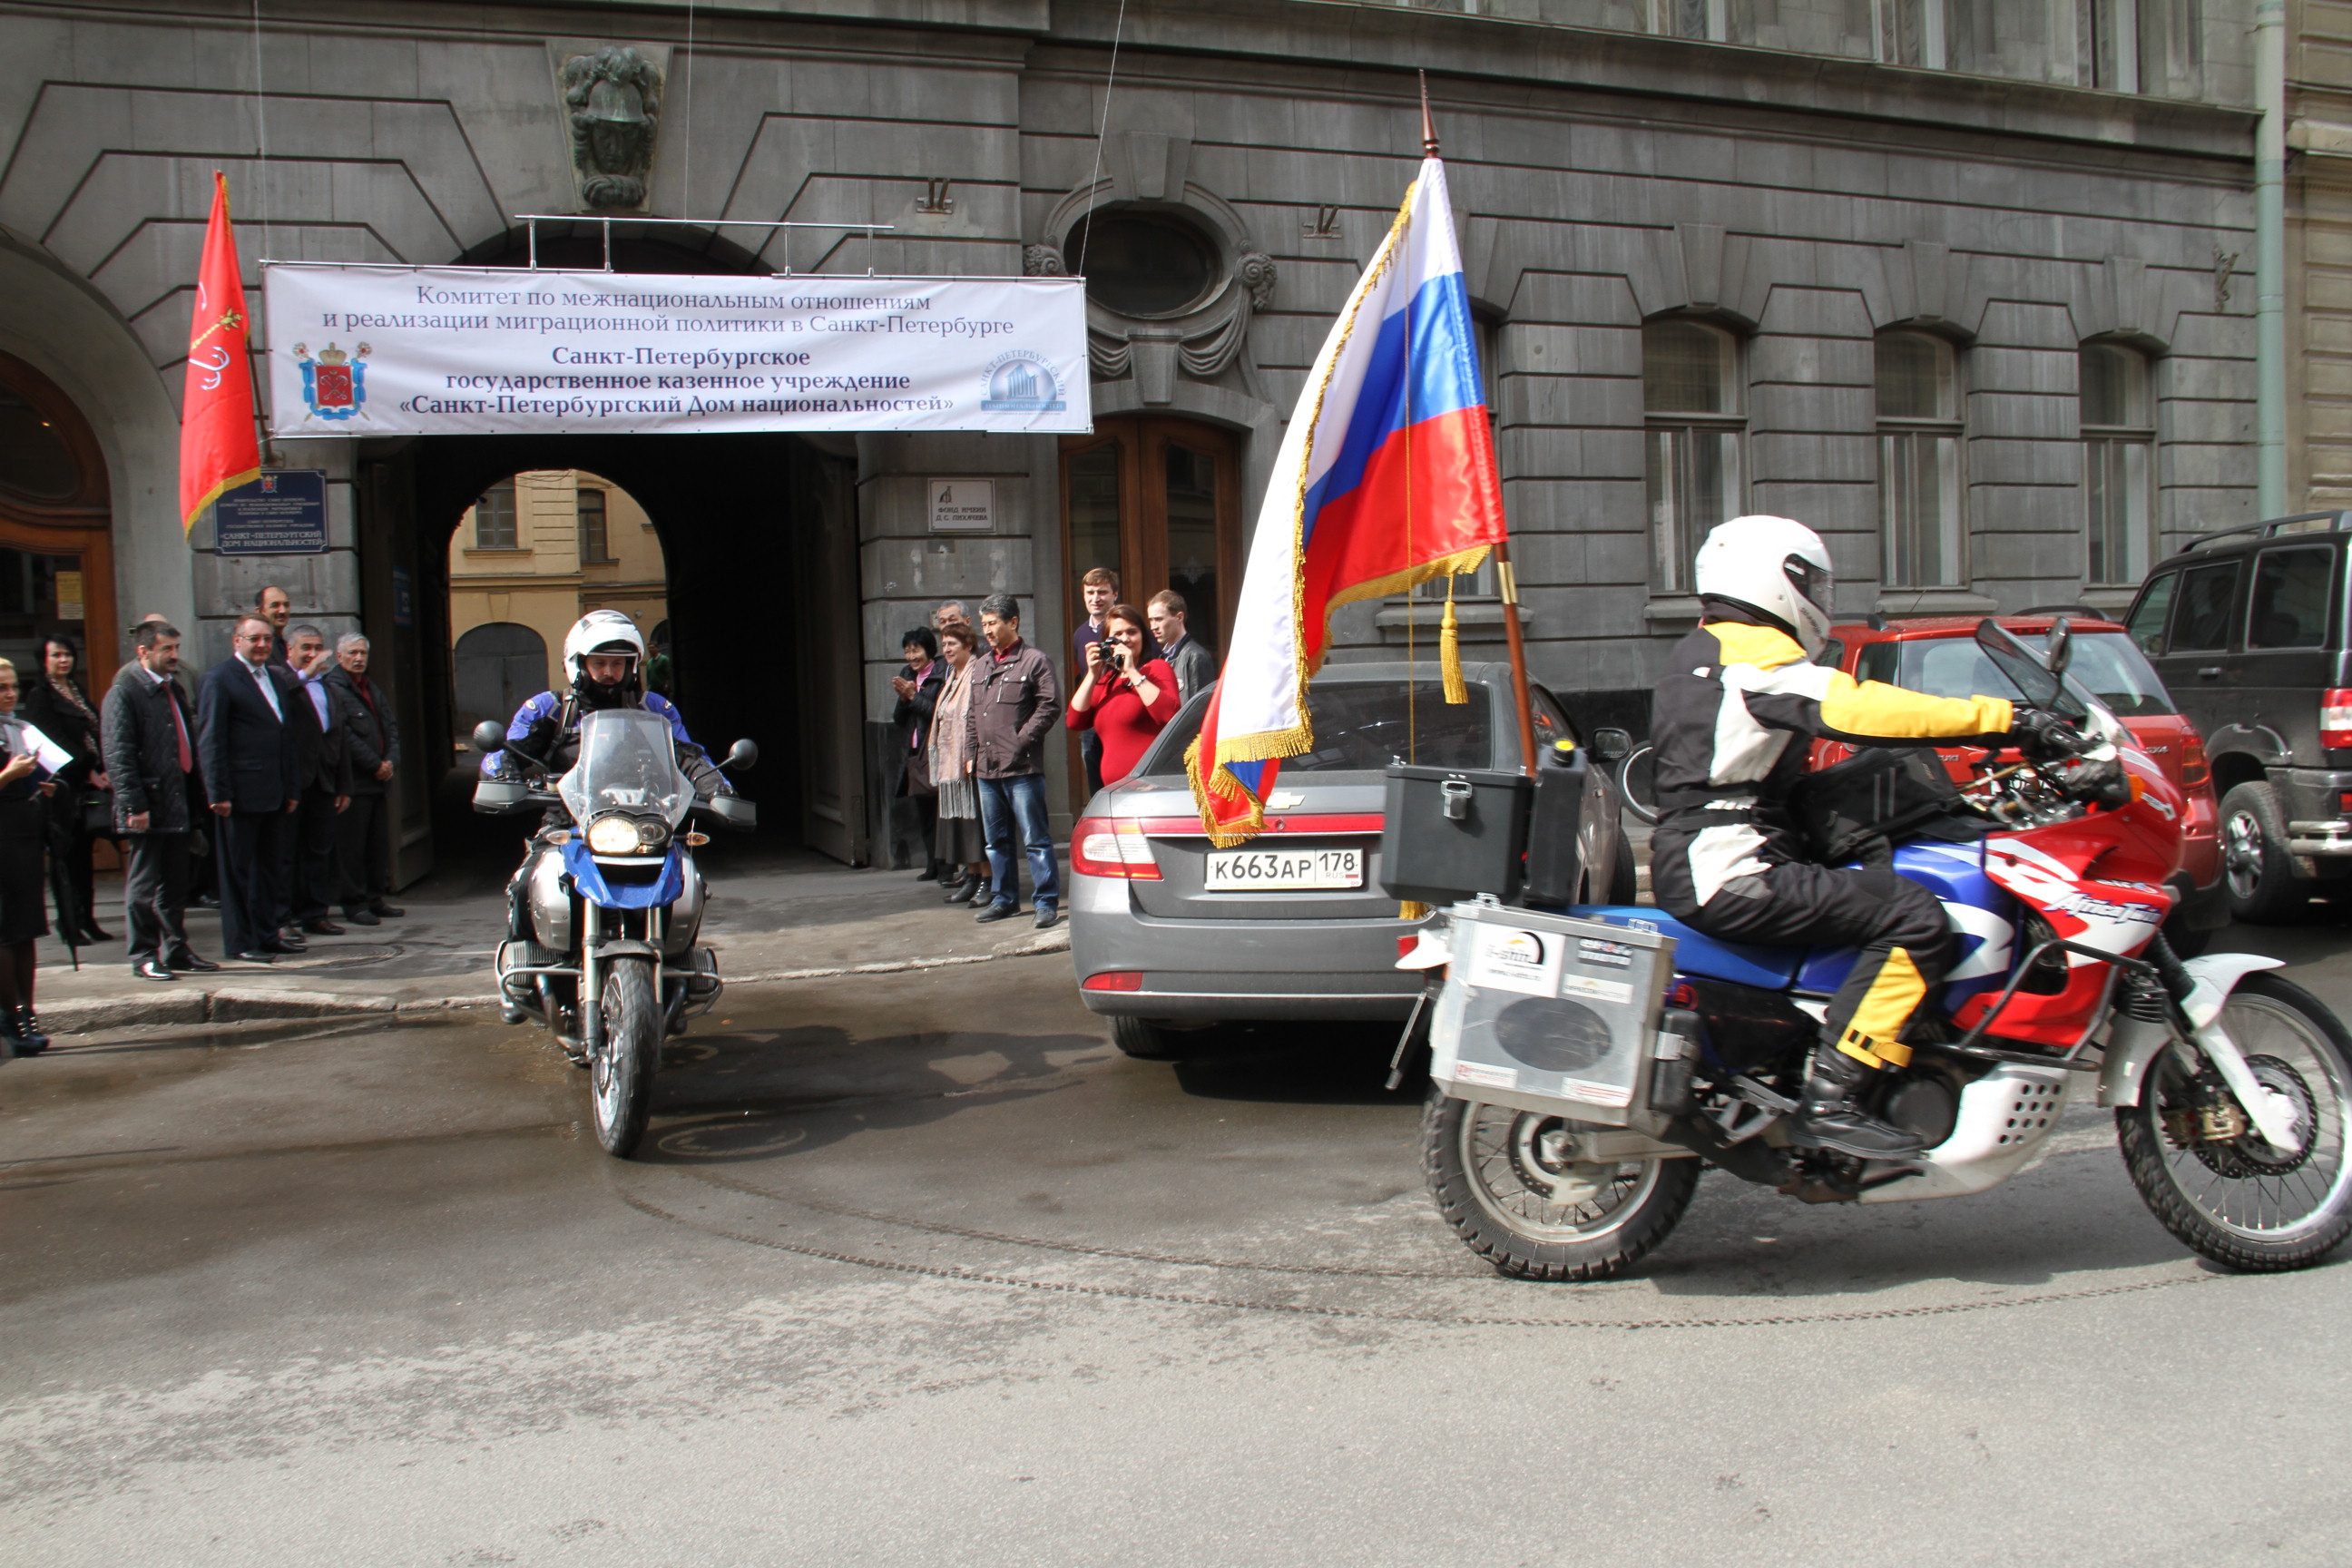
5;920;2352;1567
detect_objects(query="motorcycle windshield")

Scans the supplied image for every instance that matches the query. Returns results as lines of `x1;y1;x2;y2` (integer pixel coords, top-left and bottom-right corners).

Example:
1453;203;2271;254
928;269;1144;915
558;708;689;828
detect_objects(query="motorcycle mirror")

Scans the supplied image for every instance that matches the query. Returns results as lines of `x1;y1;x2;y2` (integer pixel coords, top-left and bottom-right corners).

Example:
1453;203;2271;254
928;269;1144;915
1974;618;2084;720
2046;615;2075;678
1590;727;1632;762
723;739;759;772
471;720;509;755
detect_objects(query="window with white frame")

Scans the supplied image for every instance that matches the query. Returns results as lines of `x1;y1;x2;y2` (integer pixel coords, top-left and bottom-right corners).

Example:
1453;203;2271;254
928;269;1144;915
2082;341;2156;585
1645;319;1746;594
1653;0;1729;40
1877;330;1965;588
472;481;519;551
1876;0;1947;68
577;485;612;564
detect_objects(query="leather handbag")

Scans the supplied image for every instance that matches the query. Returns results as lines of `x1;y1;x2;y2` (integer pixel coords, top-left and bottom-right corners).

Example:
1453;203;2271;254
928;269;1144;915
79;788;116;838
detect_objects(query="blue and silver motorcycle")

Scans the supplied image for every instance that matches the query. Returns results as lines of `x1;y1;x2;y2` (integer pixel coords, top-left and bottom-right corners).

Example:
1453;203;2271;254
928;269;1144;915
472;710;757;1157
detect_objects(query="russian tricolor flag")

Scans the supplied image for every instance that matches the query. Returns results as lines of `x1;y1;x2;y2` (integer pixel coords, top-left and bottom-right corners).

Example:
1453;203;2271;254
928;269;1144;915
1187;154;1507;846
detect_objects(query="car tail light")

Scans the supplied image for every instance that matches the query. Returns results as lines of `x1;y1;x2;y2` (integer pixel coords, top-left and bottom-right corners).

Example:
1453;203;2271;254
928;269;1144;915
1071;818;1162;879
1082;971;1143;992
2327;691;2352;750
2179;732;2210;789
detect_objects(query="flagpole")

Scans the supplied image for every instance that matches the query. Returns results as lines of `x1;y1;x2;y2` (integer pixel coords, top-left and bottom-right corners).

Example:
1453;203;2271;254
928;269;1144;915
1420;74;1539;779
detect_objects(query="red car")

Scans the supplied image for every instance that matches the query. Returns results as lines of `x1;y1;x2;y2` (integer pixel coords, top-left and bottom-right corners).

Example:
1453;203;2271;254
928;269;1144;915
1814;613;2227;951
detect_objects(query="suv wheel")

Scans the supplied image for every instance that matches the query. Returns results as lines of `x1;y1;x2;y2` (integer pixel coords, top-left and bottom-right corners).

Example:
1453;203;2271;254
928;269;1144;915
2220;781;2308;925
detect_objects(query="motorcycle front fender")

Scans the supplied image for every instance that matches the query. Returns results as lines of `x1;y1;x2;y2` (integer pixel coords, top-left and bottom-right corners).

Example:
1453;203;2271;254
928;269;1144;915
2098;953;2289;1109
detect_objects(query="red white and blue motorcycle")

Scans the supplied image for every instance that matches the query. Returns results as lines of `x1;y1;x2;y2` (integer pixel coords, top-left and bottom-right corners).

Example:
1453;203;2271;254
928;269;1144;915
1416;619;2352;1279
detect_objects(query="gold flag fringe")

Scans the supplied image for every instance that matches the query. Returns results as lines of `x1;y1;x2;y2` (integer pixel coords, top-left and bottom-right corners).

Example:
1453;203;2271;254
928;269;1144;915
1439;576;1467;704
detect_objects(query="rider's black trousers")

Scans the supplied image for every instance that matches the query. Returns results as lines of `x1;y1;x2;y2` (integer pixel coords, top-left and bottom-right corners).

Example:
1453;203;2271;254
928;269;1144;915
1677;860;1952;1071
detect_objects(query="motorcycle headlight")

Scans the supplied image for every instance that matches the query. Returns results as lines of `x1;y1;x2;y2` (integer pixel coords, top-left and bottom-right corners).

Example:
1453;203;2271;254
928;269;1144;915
636;818;671;851
587;816;641;855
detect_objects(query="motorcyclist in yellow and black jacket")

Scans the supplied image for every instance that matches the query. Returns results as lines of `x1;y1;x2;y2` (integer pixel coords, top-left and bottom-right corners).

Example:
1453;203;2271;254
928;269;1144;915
1649;516;2074;1160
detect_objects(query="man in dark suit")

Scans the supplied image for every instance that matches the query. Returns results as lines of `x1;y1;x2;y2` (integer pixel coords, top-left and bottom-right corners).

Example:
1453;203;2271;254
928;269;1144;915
101;621;219;981
280;624;353;937
324;632;404;925
197;614;300;962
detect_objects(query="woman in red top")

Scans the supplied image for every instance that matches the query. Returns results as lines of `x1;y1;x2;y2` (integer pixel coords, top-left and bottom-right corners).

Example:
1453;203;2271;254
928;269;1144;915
1066;603;1181;786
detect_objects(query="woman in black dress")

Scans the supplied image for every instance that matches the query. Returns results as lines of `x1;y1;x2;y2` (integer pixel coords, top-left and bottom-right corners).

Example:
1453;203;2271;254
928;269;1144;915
888;626;946;881
21;634;109;944
0;658;57;1054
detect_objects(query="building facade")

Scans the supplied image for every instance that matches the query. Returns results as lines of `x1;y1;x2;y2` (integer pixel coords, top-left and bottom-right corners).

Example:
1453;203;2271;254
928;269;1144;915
446;470;670;745
0;0;2263;871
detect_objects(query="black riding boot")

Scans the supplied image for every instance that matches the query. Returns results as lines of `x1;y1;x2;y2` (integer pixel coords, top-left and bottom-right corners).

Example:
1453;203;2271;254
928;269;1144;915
1788;1044;1926;1161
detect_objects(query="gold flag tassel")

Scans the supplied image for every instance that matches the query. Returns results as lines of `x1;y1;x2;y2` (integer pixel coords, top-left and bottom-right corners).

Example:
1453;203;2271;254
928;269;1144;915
1440;574;1468;704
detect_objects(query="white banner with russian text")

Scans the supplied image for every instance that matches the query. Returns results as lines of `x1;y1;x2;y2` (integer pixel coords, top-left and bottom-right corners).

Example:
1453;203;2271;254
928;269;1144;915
261;265;1091;436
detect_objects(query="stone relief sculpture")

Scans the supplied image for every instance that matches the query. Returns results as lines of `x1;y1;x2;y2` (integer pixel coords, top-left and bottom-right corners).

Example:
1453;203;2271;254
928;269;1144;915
560;45;662;211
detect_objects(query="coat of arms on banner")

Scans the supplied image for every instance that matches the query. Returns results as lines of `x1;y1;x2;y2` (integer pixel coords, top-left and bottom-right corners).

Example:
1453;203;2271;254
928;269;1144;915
291;342;369;421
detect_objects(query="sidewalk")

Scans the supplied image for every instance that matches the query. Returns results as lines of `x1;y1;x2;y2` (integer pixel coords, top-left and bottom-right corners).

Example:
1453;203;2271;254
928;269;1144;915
31;806;1652;1037
32;848;1073;1035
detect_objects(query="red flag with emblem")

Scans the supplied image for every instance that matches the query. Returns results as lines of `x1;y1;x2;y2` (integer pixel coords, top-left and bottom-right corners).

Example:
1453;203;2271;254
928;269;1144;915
179;171;260;534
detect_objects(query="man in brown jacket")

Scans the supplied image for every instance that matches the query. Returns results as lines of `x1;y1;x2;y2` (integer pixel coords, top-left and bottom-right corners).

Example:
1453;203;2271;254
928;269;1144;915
965;593;1063;928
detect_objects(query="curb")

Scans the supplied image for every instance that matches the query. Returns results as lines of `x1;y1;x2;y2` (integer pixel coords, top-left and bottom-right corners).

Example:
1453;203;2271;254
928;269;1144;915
43;926;1076;1035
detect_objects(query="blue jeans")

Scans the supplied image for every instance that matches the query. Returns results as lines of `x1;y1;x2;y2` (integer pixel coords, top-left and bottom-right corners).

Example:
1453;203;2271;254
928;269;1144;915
977;773;1059;910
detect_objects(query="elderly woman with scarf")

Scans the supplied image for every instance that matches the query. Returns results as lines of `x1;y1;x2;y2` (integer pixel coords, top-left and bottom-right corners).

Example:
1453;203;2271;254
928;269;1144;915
0;658;58;1054
22;634;110;945
926;622;992;906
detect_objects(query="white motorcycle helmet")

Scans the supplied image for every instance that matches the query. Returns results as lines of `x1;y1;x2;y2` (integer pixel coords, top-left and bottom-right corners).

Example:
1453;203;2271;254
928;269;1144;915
563;609;647;705
1692;514;1836;656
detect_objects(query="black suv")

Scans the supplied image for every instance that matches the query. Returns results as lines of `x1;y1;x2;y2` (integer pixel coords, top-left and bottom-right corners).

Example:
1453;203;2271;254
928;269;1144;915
2124;513;2352;922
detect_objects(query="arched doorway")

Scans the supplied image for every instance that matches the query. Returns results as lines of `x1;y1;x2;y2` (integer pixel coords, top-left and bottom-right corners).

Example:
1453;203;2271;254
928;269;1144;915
0;350;117;678
445;471;668;740
368;430;860;860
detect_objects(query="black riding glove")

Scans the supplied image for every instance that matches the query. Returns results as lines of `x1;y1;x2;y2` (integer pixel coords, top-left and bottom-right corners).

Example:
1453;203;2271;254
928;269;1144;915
2009;707;2089;760
507;716;559;766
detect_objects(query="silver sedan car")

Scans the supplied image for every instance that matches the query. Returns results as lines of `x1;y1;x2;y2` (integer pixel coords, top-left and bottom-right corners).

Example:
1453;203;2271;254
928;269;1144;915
1070;662;1633;1059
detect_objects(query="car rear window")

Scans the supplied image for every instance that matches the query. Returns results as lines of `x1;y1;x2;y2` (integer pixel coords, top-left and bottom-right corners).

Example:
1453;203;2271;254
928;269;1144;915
1135;681;1494;778
1881;632;2177;717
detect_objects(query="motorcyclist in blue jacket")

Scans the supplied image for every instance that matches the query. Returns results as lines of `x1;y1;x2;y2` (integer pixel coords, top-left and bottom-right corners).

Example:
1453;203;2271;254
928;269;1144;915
487;611;728;945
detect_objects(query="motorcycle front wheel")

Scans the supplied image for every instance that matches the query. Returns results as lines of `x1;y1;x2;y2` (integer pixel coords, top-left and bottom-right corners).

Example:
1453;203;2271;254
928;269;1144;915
1423;1089;1699;1281
590;956;662;1158
2118;973;2352;1271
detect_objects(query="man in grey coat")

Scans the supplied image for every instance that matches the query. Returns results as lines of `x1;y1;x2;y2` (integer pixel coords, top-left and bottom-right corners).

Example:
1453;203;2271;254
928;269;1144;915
101;621;218;981
966;594;1063;929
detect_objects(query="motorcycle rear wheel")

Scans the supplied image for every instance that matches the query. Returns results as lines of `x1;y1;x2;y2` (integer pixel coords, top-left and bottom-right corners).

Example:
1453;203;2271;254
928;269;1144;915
590;956;661;1159
2118;973;2352;1271
1423;1088;1699;1281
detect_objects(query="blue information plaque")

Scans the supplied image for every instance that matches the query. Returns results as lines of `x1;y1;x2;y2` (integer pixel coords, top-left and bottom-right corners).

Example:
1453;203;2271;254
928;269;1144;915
215;470;328;555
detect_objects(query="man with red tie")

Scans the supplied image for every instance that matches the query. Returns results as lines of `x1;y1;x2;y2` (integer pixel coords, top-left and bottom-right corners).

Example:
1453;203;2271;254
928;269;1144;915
100;621;220;982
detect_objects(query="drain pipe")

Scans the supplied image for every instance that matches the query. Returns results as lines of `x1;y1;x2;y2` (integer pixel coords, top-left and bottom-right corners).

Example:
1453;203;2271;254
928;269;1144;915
2257;0;2288;518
